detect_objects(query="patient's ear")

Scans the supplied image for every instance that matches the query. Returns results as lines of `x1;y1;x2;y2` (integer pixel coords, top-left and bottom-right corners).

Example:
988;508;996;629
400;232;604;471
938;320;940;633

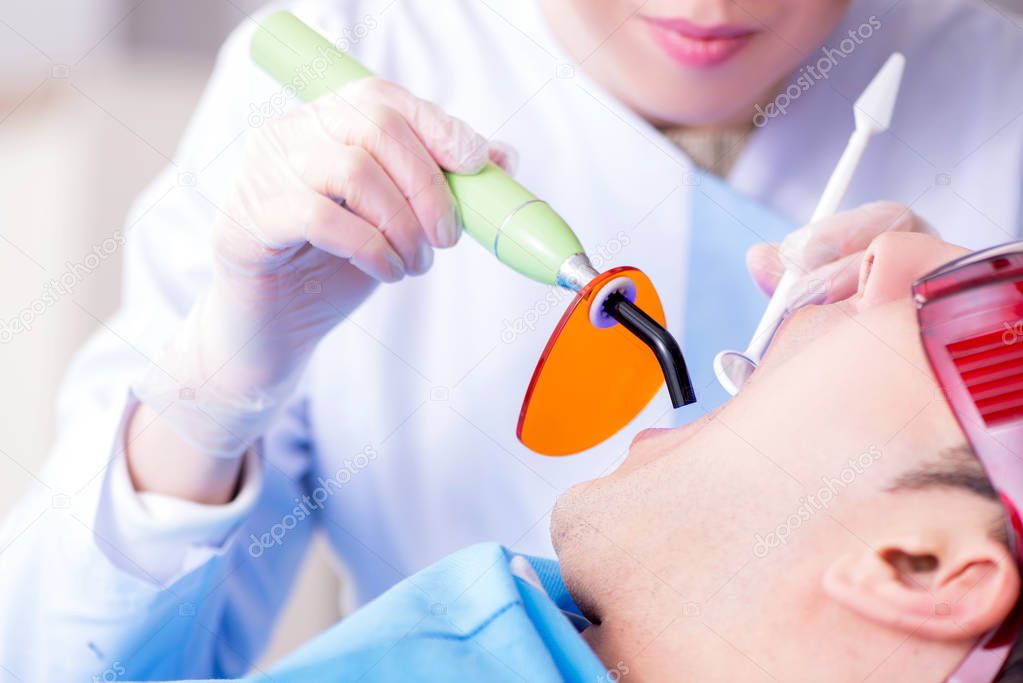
822;535;1019;641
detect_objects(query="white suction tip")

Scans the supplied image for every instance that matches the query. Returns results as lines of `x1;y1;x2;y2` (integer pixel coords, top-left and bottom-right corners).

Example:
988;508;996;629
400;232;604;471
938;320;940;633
853;52;905;134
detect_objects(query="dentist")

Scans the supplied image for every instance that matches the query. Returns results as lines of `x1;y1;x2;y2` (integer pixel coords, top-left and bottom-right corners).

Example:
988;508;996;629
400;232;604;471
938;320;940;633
2;0;1022;680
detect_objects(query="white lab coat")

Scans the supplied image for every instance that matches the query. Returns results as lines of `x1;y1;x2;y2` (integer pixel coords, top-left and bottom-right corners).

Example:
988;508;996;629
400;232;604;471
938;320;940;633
2;0;1022;680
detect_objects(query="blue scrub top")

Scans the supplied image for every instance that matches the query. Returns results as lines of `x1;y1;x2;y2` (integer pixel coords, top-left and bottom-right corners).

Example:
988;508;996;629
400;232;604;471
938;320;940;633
181;543;607;683
683;171;796;414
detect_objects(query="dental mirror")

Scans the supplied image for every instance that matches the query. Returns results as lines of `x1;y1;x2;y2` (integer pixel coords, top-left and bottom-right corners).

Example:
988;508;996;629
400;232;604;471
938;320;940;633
713;52;906;395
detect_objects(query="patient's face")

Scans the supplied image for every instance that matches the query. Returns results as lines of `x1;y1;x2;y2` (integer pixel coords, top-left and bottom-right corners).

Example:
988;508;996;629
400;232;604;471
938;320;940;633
551;233;1011;679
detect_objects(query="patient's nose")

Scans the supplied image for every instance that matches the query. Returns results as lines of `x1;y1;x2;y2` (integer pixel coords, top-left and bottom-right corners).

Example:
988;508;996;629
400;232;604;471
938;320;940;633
857;232;969;308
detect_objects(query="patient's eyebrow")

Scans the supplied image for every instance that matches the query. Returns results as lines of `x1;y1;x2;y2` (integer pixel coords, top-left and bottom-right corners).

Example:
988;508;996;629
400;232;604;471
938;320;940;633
886;445;998;502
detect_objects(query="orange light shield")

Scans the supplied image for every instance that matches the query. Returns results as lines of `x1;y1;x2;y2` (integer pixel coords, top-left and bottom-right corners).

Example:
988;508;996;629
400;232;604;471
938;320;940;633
517;267;667;456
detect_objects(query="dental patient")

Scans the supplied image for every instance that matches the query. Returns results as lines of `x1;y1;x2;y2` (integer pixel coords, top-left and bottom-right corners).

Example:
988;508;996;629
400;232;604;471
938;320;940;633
207;227;1023;683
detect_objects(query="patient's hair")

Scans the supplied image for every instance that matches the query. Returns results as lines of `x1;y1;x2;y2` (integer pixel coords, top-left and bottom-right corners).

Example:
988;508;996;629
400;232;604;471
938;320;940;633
888;446;1022;681
887;446;1006;544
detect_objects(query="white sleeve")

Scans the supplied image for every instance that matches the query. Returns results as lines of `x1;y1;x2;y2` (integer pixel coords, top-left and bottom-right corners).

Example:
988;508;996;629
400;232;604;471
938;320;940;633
96;394;264;585
0;11;323;683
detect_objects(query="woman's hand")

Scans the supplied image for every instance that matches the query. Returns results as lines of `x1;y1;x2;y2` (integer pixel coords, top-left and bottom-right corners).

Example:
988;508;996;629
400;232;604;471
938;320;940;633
746;201;934;308
129;79;513;499
224;77;513;283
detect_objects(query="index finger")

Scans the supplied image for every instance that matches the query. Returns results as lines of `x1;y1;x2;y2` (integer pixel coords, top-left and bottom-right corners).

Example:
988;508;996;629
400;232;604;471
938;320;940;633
780;201;933;274
342;78;490;174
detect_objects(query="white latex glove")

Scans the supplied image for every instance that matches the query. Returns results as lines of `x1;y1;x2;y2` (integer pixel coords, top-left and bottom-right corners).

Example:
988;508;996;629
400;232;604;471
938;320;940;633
746;201;934;309
136;78;515;458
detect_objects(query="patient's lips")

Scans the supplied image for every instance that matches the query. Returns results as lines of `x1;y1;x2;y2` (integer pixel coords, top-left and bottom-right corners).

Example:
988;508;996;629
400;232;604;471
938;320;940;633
621;406;725;475
631;428;671;448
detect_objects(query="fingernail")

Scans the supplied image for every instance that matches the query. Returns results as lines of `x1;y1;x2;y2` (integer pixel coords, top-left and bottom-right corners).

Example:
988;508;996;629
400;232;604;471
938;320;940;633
490;140;519;176
386;250;406;281
751;266;782;297
437;211;460;248
413;240;434;274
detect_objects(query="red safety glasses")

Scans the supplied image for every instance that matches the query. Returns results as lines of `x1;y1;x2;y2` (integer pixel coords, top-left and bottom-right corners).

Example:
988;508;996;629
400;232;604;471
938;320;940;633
915;242;1023;682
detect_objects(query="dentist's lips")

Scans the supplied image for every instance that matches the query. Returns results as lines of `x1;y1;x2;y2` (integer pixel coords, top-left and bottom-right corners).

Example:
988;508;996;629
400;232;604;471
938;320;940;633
641;16;758;68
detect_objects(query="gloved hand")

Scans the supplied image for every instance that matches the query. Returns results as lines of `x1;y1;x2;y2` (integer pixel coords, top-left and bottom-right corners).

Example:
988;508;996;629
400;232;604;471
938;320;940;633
135;78;515;458
746;201;934;310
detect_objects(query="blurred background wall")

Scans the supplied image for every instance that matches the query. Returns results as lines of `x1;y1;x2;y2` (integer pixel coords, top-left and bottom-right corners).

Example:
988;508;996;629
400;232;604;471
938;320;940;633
0;0;1020;673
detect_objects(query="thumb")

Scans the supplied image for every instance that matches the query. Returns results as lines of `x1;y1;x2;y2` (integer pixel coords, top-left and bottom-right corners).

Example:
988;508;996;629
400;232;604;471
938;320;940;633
746;242;784;296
